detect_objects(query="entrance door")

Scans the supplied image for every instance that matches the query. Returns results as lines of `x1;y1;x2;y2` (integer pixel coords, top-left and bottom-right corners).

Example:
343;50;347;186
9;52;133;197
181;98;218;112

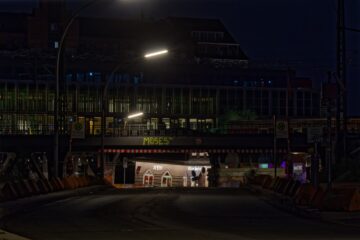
143;170;154;186
161;171;172;187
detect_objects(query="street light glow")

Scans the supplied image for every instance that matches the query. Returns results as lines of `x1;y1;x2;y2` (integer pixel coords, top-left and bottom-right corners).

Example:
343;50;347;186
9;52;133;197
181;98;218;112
127;112;144;119
144;49;168;58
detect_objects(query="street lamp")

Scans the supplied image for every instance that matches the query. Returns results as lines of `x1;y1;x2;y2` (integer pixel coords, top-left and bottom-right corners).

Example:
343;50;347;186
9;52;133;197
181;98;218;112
54;0;113;178
127;112;144;119
100;50;168;179
144;49;168;58
120;111;143;185
51;0;167;180
122;112;144;134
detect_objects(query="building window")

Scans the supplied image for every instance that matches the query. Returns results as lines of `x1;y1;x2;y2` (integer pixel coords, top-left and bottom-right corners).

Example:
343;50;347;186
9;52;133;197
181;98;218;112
76;73;85;82
66;73;73;82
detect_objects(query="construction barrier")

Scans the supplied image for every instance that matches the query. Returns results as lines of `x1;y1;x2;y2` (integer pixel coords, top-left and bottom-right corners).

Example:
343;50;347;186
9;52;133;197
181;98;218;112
74;176;82;188
273;178;283;192
82;176;91;186
0;176;101;202
250;173;360;212
62;176;101;190
20;180;35;196
283;180;295;195
62;176;77;189
274;178;288;193
269;177;277;190
310;186;327;209
262;176;273;189
287;181;301;197
77;176;87;187
0;182;18;201
322;187;360;212
12;181;29;198
49;178;61;191
104;175;113;185
274;178;283;193
36;179;50;194
50;177;65;191
44;179;55;192
294;183;317;205
272;177;283;191
250;174;267;185
113;183;145;189
28;179;41;195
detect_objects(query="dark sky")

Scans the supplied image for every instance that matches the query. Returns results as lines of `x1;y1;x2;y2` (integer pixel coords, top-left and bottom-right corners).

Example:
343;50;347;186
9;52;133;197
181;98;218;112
1;0;360;115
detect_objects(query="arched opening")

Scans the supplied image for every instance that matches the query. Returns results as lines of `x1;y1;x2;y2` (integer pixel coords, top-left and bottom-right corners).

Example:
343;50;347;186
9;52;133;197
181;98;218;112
143;170;154;187
161;171;172;187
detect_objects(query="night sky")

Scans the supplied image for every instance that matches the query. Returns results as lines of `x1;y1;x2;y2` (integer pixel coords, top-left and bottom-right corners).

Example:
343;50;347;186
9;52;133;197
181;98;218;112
1;0;359;115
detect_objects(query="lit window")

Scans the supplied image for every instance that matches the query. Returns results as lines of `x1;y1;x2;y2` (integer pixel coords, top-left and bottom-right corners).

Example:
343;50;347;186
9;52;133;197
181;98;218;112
54;41;59;49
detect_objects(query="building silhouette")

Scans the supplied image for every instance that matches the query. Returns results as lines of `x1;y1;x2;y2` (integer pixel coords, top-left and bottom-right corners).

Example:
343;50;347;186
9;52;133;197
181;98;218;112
0;0;320;137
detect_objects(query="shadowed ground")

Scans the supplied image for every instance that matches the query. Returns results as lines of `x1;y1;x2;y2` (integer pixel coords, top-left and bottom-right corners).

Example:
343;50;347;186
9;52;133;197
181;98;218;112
2;188;360;240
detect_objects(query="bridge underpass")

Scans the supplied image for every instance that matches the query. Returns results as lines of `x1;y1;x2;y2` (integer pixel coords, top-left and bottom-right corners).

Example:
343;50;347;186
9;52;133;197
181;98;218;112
1;134;309;181
67;134;309;186
72;134;308;151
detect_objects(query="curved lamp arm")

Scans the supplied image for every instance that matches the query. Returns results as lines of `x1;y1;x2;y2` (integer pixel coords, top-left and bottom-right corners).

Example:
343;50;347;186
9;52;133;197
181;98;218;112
56;0;110;95
54;0;113;178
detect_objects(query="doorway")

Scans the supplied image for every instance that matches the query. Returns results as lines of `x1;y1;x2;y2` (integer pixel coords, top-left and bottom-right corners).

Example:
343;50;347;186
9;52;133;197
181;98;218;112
161;171;172;187
143;170;154;186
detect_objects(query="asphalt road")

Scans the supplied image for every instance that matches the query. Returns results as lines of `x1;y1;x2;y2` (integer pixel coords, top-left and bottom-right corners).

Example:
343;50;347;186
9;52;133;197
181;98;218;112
2;187;360;240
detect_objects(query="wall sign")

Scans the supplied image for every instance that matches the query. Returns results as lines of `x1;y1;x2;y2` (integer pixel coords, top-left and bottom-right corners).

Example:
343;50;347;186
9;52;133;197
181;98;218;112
143;137;173;145
71;121;85;139
276;120;288;139
153;165;163;171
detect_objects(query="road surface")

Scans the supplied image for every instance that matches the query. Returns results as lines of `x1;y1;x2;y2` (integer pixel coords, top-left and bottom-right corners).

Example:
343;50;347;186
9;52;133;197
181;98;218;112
2;187;360;240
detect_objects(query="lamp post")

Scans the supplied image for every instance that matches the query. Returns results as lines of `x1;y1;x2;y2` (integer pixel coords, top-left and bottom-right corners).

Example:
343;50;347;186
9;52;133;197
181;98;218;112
100;49;168;179
120;113;144;185
54;0;112;178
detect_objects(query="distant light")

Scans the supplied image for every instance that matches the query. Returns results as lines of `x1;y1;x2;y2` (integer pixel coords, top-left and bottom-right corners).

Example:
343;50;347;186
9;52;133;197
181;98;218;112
291;152;304;155
127;112;144;119
54;41;59;49
144;49;168;58
89;72;93;76
280;161;286;168
259;163;269;169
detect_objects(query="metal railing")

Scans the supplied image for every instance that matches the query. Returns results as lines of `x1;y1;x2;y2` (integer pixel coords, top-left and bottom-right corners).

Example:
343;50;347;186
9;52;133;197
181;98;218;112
1;122;360;136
